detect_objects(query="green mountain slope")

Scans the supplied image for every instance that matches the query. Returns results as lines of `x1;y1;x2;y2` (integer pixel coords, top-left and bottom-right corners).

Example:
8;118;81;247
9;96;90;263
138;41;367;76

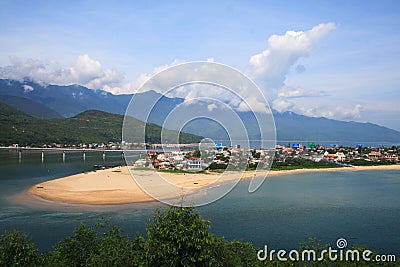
0;95;63;119
0;103;202;146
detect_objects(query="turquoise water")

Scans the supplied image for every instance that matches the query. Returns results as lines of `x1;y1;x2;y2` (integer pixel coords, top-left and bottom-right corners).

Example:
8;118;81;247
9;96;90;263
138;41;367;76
0;150;399;256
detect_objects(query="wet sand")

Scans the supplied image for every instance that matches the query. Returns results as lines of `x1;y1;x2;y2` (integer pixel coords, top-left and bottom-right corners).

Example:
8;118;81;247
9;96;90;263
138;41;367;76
27;164;400;205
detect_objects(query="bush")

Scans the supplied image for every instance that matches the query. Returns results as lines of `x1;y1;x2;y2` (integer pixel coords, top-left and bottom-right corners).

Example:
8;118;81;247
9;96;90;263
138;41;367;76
146;206;214;266
51;223;100;266
0;230;38;267
87;226;145;267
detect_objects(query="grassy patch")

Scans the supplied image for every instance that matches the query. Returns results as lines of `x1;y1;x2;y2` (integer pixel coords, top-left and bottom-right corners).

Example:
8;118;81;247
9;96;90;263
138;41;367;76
157;169;207;174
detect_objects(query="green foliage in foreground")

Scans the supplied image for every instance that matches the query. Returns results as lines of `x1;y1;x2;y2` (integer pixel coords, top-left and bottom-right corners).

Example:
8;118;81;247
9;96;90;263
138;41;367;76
1;206;399;267
0;230;38;266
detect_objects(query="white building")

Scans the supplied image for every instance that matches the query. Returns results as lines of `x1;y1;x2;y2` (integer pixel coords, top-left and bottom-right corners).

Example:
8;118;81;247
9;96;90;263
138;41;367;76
187;158;202;170
335;152;346;162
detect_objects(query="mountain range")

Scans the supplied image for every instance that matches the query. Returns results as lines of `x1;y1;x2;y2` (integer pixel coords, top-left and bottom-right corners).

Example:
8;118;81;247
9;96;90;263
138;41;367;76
1;78;400;145
0;102;202;146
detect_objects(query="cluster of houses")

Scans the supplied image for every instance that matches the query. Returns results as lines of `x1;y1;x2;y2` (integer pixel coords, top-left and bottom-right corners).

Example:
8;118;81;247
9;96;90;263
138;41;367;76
134;143;399;171
275;143;399;163
134;146;272;171
134;148;204;171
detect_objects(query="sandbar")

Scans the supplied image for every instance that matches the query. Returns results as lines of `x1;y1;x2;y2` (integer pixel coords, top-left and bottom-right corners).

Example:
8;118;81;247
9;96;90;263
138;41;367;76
27;164;400;205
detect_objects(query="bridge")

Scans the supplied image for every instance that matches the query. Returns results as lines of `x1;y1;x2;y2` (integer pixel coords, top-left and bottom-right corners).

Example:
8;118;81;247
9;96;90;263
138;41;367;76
0;146;145;163
0;146;181;163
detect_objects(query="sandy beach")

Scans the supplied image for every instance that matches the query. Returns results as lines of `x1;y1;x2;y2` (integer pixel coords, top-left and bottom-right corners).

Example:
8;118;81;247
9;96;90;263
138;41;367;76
27;164;400;205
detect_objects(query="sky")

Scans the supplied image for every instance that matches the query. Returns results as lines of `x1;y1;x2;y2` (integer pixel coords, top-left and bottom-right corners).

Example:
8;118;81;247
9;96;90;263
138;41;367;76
0;0;399;131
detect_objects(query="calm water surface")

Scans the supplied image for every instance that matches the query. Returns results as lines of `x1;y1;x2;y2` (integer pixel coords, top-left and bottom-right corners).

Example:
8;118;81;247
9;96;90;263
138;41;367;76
0;150;399;256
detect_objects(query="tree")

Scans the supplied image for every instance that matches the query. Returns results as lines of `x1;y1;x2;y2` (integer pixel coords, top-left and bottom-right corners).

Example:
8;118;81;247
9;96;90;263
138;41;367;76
86;226;145;267
228;240;261;267
146;206;214;266
251;150;261;159
192;149;201;158
0;230;38;267
51;223;100;267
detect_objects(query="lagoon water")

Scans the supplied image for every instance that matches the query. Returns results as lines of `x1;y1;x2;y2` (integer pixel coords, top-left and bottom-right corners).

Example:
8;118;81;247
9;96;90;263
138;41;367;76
0;149;399;256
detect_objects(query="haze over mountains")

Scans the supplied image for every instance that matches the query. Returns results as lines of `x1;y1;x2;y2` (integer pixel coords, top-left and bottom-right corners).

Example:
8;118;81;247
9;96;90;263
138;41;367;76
1;79;400;145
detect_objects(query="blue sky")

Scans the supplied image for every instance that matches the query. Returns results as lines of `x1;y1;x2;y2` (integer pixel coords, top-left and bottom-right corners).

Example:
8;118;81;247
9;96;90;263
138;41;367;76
0;0;399;131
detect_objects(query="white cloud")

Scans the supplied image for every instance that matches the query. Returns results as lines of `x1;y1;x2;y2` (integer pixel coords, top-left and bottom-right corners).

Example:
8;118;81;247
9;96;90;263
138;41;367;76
277;87;327;98
273;90;363;121
104;59;185;94
69;54;102;84
208;103;220;112
148;64;271;113
249;22;336;92
245;22;352;119
289;102;363;121
0;23;344;120
332;104;362;120
22;84;34;92
272;98;295;113
0;54;125;91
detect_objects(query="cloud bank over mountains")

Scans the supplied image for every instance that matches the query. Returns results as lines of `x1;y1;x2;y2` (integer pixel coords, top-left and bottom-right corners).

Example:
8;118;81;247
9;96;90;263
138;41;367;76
0;55;124;91
0;22;363;121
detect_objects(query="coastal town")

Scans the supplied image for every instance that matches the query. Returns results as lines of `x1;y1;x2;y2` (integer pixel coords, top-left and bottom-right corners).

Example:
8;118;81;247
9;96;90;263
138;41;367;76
133;143;400;171
5;141;399;171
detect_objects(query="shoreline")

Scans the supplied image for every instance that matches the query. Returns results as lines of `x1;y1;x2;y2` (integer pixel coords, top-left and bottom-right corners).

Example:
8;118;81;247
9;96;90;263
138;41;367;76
26;164;400;206
267;164;400;176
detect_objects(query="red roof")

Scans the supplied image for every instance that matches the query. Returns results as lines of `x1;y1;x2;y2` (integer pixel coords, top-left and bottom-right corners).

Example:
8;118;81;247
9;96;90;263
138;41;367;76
187;157;200;161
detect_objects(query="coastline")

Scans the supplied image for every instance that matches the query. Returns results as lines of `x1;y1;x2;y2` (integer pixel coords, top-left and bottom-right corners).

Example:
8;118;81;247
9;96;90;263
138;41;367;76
27;164;400;205
267;164;400;176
